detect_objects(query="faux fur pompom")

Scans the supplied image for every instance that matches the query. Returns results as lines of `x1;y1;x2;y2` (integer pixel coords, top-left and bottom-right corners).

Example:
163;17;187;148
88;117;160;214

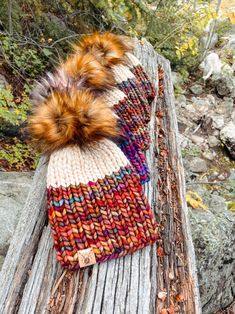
62;52;115;91
30;69;71;106
28;88;120;154
73;32;133;67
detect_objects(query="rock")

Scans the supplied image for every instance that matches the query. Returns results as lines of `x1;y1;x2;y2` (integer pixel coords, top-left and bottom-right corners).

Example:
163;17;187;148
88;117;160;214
208;135;219;148
0;74;9;89
217;174;226;180
206;94;216;106
212;115;224;129
190;84;203;95
202;150;215;161
226;33;235;50
229;169;235;181
220;121;235;159
175;95;187;105
223;97;234;117
200;53;222;80
213;64;235;98
191;135;204;145
189;193;235;314
189;157;208;173
0;172;34;255
191;97;211;109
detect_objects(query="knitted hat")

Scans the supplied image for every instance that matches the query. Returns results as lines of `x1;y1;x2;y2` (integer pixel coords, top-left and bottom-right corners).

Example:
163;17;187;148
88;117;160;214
74;32;155;116
47;139;158;270
104;88;151;183
112;64;151;124
124;52;156;103
104;88;151;150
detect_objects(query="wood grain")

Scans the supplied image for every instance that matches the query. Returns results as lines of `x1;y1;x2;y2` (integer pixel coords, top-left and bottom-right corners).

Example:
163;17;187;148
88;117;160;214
0;39;201;314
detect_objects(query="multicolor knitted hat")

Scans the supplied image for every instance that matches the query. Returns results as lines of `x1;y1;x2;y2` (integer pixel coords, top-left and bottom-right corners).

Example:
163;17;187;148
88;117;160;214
104;88;150;183
73;33;154;124
104;88;151;151
124;52;156;104
47;139;158;269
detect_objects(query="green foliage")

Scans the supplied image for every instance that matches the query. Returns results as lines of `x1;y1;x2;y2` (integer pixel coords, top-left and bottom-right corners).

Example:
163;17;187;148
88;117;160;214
181;146;202;158
0;35;49;78
0;139;39;170
0;85;31;130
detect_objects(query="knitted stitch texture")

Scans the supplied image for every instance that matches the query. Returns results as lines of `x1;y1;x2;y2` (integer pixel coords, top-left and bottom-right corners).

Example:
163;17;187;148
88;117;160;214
105;88;151;150
112;64;151;125
124;52;156;104
105;88;150;183
47;139;158;270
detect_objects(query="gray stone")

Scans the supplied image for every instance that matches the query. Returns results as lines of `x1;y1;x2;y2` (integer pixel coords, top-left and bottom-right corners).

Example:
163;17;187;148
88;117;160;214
206;94;216;106
223;97;234;117
190;84;203;95
220;121;235;159
0;172;33;255
191;97;211;109
191;135;204;145
189;157;208;173
226;33;235;50
175;95;187;105
229;169;235;181
202;150;215;161
208;135;219;148
212;115;224;129
213;64;235;98
189;194;235;314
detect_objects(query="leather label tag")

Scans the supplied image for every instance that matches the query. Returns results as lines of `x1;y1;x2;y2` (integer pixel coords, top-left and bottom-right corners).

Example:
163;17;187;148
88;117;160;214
77;248;96;268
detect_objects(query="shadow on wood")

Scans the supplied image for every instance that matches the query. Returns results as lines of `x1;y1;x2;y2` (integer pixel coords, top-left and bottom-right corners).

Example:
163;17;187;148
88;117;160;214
0;39;201;314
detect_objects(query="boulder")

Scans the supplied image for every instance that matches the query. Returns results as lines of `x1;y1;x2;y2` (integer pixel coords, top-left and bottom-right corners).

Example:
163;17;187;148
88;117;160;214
0;172;34;256
220;121;235;159
188;157;208;173
189;193;235;314
207;135;219;148
212;115;224;129
212;64;235;98
190;84;203;95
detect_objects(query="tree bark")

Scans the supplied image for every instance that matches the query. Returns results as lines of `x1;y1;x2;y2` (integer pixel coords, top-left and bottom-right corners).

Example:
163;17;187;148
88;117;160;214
0;39;201;314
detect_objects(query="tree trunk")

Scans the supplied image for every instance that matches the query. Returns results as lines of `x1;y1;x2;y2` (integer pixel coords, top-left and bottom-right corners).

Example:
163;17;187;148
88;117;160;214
0;39;201;314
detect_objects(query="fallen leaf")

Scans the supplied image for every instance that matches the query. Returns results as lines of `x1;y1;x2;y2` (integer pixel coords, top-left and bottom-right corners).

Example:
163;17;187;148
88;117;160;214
175;293;184;303
157;247;165;257
186;191;208;210
160;309;168;314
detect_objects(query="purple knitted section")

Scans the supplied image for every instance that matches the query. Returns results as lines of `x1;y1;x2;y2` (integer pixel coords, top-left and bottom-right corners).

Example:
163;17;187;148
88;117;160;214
116;134;150;185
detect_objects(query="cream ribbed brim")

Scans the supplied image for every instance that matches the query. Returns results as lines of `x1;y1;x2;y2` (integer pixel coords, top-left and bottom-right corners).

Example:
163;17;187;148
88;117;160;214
47;139;130;188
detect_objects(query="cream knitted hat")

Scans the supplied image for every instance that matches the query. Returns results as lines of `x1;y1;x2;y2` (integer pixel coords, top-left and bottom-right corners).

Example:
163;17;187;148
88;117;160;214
47;139;158;270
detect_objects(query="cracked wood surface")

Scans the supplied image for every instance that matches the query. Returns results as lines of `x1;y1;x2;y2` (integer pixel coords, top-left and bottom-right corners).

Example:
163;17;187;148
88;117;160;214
0;39;201;314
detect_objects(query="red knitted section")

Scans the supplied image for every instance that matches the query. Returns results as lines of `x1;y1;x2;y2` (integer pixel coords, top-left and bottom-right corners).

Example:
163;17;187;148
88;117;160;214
47;165;158;269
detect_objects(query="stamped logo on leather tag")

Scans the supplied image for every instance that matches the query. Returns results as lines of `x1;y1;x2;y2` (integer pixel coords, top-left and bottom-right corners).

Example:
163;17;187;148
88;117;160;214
77;248;96;268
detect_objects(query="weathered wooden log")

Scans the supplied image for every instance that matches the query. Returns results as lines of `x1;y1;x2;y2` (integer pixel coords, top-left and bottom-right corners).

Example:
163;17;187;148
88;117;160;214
0;39;201;314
